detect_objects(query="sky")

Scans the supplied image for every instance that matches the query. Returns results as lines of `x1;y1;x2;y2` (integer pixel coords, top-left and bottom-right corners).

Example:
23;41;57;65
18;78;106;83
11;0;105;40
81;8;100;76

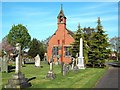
1;2;118;41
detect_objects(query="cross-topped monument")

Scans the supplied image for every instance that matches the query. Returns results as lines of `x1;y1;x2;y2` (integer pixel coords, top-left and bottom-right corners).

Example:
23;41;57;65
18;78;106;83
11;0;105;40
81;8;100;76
46;56;55;79
4;43;31;88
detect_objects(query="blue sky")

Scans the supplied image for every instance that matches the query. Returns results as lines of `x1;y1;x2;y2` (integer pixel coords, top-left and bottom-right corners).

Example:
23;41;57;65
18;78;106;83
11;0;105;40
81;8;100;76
2;2;118;41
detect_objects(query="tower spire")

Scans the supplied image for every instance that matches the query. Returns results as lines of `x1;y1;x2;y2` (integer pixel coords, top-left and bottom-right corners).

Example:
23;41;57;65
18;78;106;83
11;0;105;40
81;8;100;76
57;4;66;18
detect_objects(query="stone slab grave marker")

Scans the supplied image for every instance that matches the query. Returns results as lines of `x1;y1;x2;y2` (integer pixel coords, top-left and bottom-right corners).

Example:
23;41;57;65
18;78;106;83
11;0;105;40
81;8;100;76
55;55;60;65
63;63;70;76
46;56;55;79
77;38;85;69
4;43;31;88
73;57;79;72
35;54;41;67
0;54;8;73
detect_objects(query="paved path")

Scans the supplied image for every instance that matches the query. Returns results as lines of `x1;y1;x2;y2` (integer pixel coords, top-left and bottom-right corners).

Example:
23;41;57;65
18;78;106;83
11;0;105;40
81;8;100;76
95;65;119;88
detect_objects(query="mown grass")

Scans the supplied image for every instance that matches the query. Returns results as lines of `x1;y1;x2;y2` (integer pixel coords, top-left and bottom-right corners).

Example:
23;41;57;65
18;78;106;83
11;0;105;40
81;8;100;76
1;61;108;88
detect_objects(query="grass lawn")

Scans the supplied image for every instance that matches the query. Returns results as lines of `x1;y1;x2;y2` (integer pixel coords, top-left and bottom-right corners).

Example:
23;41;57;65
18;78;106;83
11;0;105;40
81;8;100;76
1;61;108;88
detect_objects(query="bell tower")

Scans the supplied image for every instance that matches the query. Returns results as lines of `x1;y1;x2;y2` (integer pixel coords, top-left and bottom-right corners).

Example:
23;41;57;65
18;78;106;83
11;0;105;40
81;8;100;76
57;4;66;29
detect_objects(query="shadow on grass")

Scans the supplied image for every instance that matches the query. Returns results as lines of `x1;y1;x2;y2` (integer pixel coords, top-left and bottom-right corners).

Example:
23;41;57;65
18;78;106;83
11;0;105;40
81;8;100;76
8;65;15;73
27;77;36;82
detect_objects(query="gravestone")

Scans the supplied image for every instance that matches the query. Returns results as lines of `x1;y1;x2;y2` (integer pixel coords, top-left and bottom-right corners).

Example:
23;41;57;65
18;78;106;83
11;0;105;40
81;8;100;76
4;43;31;88
73;55;79;72
2;55;8;73
63;64;67;76
77;38;85;69
55;55;60;65
63;64;69;76
35;54;41;67
46;57;55;79
44;53;47;61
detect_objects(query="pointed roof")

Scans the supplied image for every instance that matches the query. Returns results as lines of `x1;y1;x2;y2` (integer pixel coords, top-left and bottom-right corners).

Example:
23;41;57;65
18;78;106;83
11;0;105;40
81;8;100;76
57;4;66;18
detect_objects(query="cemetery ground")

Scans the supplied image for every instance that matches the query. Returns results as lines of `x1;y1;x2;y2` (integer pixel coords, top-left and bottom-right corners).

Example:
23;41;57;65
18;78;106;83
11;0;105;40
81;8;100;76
1;61;108;88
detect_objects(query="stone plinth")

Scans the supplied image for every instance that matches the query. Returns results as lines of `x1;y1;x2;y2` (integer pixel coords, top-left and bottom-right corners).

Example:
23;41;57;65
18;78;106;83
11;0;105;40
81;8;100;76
4;72;31;88
46;70;56;79
77;57;85;69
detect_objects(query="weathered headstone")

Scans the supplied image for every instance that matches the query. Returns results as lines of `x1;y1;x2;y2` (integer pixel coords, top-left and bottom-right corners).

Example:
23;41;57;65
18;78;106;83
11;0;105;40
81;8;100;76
44;53;47;61
35;54;41;67
55;55;60;65
4;43;31;88
2;55;8;73
63;64;67;76
73;55;79;72
63;64;70;76
77;38;85;69
46;57;55;79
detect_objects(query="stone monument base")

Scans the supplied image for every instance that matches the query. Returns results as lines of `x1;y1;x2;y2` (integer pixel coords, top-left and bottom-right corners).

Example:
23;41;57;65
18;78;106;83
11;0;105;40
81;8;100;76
4;72;31;88
77;64;85;69
46;70;56;79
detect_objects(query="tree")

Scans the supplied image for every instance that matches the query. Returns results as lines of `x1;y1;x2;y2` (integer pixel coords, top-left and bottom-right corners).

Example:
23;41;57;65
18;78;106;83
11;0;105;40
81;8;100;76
2;36;15;54
28;38;46;60
109;36;120;61
88;17;111;67
7;24;31;51
71;23;83;58
7;24;31;66
28;38;40;58
71;23;89;64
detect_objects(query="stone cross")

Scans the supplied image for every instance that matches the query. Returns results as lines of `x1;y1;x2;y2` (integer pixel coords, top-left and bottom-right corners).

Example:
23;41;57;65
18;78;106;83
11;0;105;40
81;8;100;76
50;57;53;71
15;43;21;73
4;43;32;88
46;56;55;79
77;38;85;69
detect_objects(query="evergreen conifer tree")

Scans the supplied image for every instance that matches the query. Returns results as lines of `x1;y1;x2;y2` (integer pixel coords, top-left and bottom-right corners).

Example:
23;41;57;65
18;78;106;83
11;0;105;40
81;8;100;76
88;17;111;67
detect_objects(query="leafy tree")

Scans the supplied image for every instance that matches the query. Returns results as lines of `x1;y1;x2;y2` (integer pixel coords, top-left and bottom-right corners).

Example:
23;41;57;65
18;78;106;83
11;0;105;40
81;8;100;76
28;38;46;60
39;41;46;60
7;24;31;66
28;38;40;58
7;24;31;51
109;36;120;61
2;36;15;53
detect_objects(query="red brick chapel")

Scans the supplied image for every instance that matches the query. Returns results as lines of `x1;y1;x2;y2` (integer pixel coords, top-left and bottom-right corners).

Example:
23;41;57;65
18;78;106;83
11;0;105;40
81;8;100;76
47;5;75;64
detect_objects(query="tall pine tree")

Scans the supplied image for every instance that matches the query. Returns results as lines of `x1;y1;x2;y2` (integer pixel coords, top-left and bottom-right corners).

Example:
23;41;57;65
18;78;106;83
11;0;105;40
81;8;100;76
71;23;89;64
88;17;111;67
71;23;83;58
